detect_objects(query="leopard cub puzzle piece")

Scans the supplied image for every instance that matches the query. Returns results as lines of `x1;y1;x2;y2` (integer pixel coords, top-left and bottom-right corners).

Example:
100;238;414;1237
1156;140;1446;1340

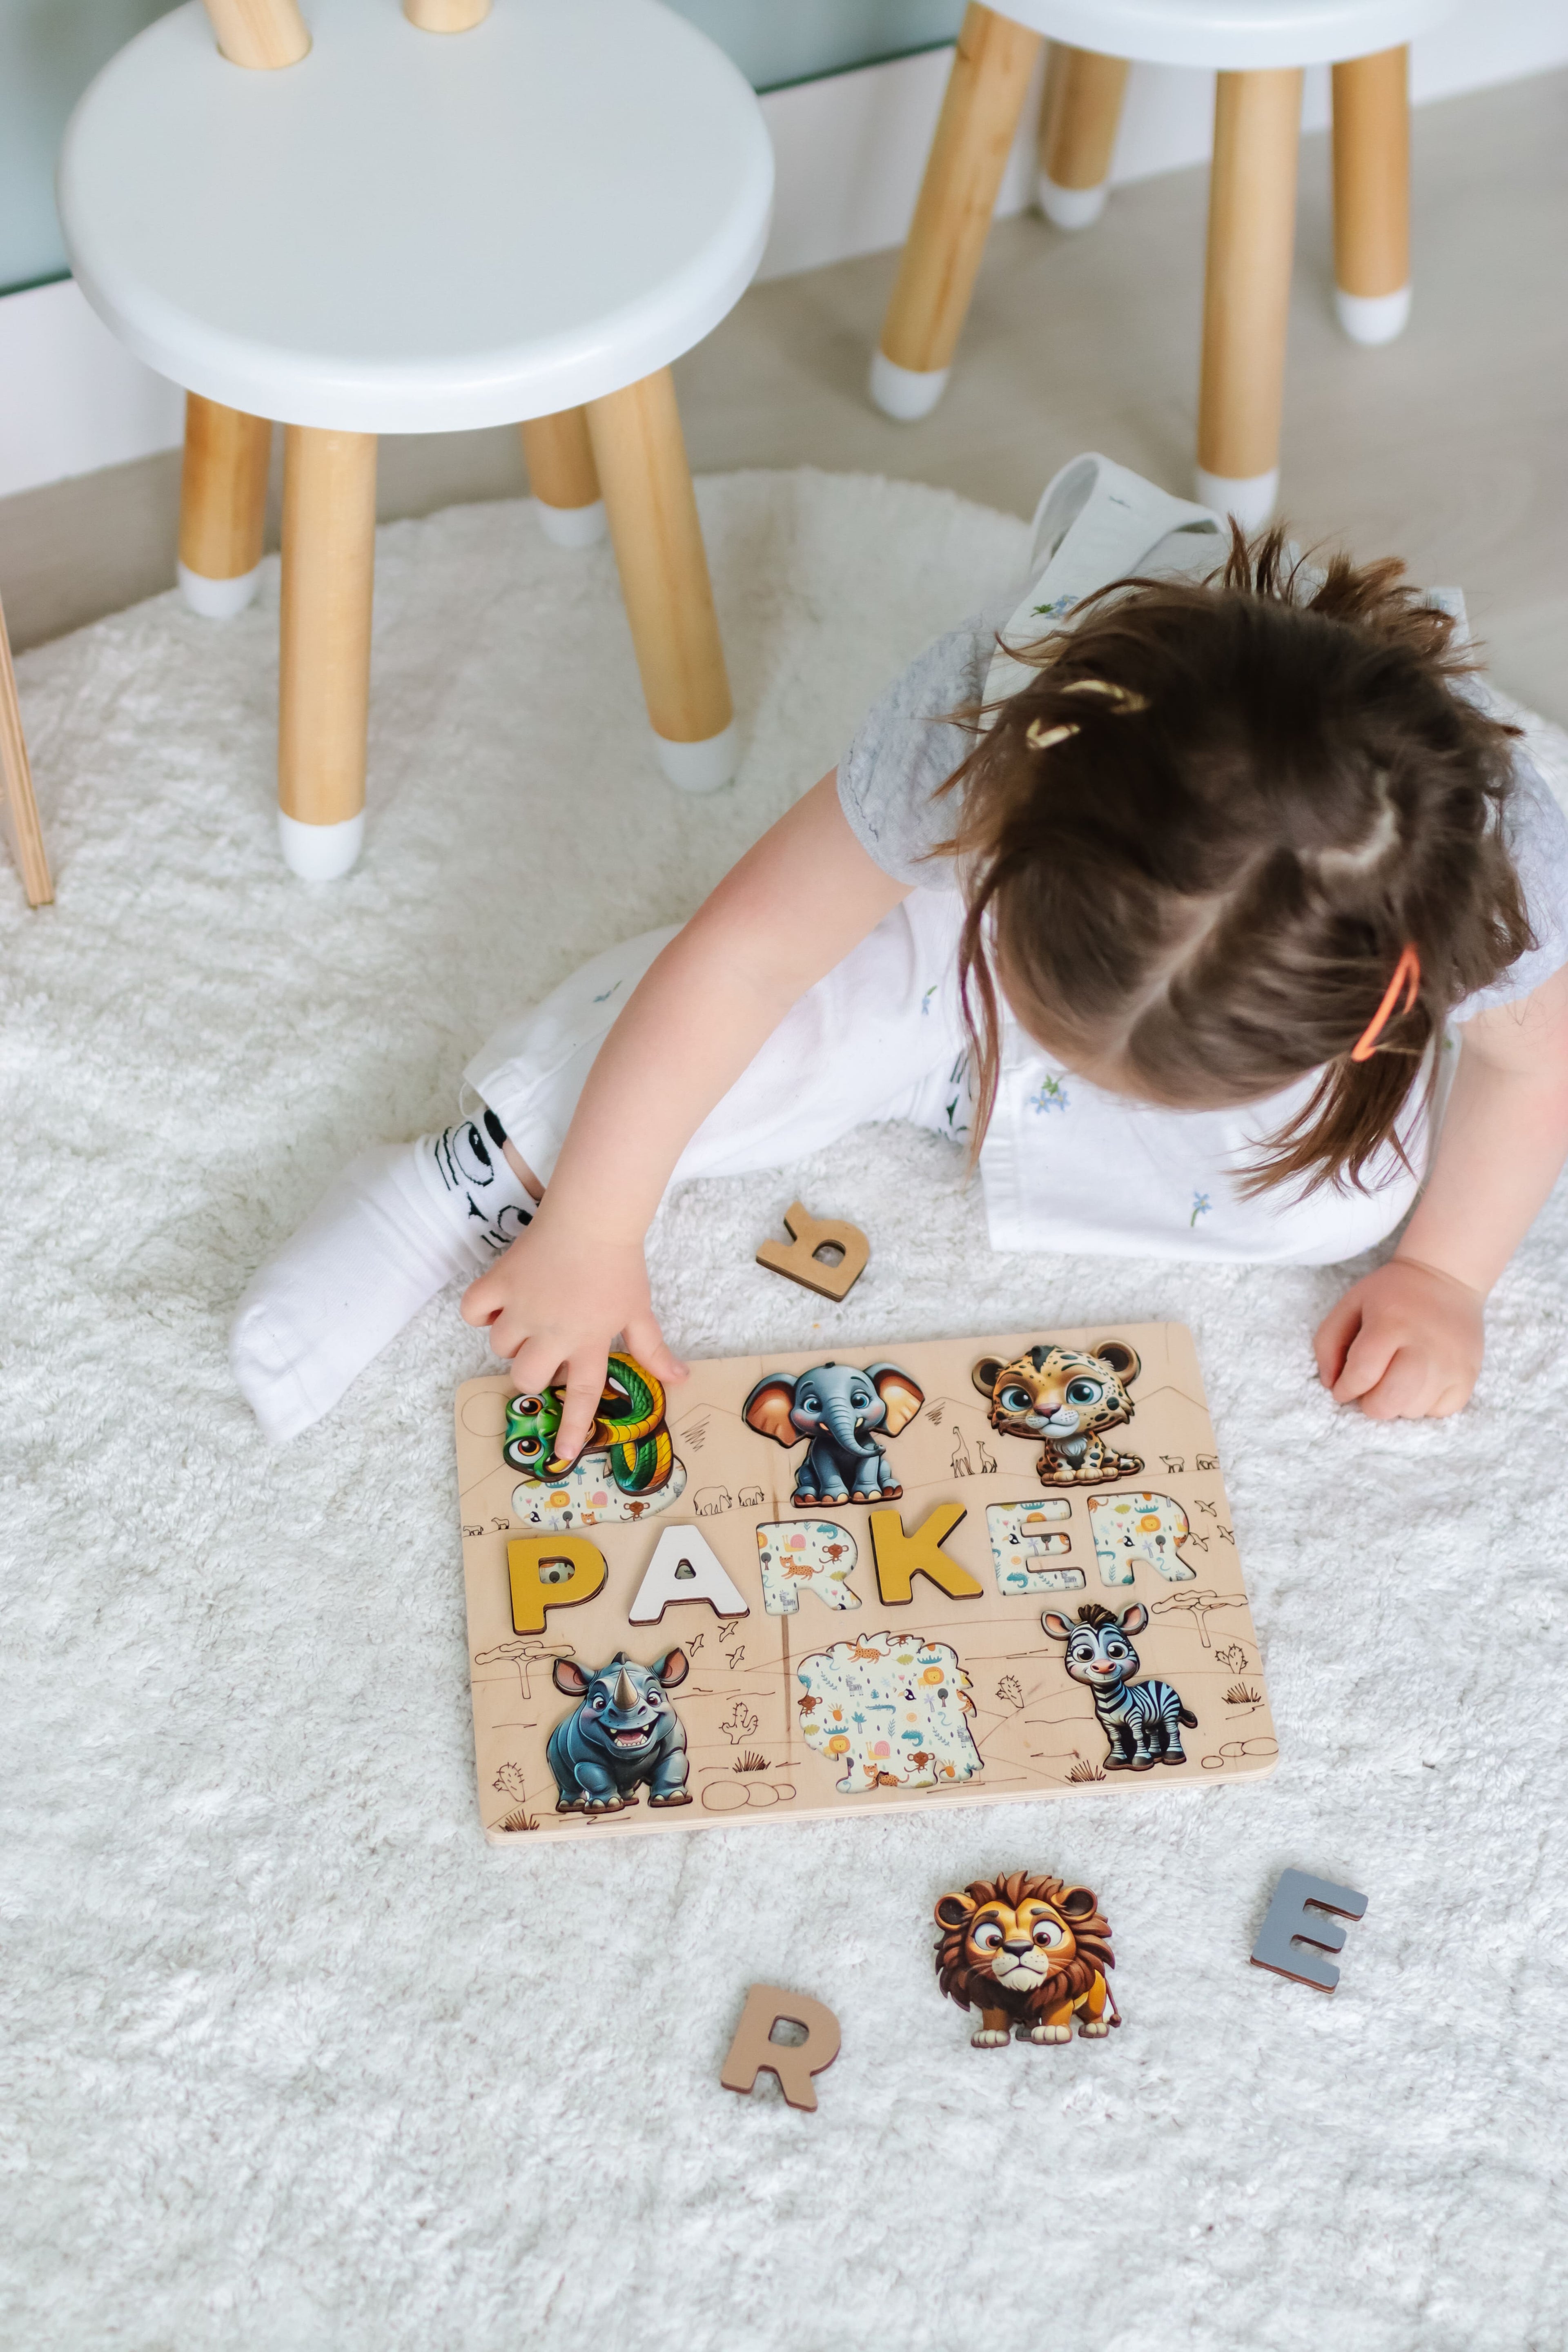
719;1984;842;2111
934;1871;1121;2049
755;1201;869;1303
1250;1869;1368;1993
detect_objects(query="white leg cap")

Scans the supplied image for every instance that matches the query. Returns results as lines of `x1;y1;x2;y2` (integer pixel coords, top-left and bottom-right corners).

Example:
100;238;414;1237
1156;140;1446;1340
277;808;365;880
655;720;739;795
178;560;262;618
868;350;950;422
1037;172;1107;229
1194;466;1279;531
1335;285;1412;346
535;497;606;548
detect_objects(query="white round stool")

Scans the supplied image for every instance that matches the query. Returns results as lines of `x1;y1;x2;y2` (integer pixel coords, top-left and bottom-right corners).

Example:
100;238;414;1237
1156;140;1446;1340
870;0;1459;528
58;0;774;877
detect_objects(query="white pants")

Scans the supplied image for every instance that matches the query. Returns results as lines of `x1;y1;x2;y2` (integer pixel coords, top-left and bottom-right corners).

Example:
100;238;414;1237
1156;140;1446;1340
466;889;1425;1268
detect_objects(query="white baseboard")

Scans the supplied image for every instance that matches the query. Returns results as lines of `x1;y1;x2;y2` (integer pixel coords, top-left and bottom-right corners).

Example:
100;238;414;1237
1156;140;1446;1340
2;0;1565;501
755;0;1568;281
0;277;183;501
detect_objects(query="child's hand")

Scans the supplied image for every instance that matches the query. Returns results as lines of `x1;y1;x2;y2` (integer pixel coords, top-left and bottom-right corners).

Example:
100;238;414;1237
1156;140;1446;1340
1313;1256;1484;1420
460;1217;687;1464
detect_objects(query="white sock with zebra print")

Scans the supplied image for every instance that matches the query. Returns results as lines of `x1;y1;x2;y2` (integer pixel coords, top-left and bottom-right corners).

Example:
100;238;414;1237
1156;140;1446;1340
229;1110;535;1444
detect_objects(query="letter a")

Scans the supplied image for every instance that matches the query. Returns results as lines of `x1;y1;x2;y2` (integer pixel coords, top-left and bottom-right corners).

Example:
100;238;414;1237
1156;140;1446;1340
507;1535;607;1635
628;1524;750;1623
869;1502;980;1605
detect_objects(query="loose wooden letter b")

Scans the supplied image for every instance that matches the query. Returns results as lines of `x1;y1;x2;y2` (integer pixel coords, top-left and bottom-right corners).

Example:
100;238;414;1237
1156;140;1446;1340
719;1984;842;2111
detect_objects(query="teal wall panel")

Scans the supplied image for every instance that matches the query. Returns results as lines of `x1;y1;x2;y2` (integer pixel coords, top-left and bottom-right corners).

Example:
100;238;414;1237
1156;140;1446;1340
0;0;967;297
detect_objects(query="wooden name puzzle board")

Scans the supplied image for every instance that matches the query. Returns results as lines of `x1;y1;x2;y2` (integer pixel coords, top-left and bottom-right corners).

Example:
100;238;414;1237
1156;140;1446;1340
454;1322;1277;1844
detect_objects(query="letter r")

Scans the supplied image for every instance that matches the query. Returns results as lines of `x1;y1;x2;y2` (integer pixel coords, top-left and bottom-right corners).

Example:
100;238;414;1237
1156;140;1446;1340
719;1984;842;2111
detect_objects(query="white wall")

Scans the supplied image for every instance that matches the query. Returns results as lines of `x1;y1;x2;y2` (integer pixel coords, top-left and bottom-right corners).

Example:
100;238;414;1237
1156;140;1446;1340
4;0;1566;502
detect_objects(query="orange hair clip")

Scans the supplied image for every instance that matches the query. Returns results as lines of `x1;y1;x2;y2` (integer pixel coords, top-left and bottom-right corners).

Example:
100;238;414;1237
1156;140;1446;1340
1350;944;1421;1062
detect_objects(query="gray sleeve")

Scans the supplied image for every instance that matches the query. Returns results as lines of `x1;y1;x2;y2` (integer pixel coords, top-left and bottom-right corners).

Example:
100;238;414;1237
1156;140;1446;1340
836;610;1005;888
1456;752;1568;1021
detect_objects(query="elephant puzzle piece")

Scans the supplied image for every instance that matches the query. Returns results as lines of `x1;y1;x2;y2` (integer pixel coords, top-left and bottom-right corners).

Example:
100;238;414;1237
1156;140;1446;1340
454;1320;1275;1845
743;1359;924;1506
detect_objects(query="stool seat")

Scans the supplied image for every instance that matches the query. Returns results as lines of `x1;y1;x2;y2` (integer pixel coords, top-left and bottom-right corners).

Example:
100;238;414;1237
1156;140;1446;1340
992;0;1456;68
58;0;775;434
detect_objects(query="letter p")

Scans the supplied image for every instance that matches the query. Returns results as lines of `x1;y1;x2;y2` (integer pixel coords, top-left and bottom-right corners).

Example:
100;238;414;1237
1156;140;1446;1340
507;1535;607;1634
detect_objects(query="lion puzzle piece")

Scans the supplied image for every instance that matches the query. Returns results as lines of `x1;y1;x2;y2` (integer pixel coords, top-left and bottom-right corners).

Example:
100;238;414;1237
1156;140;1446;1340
934;1872;1120;2048
719;1984;842;2110
755;1201;869;1303
1250;1870;1368;1993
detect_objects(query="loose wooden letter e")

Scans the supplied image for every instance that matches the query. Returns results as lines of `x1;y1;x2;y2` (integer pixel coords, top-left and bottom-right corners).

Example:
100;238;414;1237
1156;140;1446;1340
1250;1869;1368;1993
719;1984;842;2111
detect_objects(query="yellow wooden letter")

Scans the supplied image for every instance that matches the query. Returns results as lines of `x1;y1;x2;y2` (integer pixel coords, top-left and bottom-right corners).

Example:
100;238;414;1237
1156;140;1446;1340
508;1536;607;1635
869;1503;980;1605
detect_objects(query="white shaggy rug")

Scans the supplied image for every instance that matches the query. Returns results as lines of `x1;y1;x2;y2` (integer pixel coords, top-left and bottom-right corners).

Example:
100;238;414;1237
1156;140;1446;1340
3;470;1567;2352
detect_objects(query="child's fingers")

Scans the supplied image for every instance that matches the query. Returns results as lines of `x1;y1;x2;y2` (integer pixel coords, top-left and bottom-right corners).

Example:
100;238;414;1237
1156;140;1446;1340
554;1351;612;1462
1354;1345;1432;1420
619;1311;688;1386
1331;1313;1402;1404
1312;1290;1365;1388
505;1331;571;1396
459;1264;506;1328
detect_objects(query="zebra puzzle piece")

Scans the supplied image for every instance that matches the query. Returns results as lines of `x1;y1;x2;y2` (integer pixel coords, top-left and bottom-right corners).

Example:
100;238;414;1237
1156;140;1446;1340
1250;1871;1368;1993
719;1984;842;2110
755;1200;869;1302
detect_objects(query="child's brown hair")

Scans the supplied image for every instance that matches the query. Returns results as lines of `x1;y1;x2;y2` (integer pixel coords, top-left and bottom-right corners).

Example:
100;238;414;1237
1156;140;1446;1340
941;529;1533;1195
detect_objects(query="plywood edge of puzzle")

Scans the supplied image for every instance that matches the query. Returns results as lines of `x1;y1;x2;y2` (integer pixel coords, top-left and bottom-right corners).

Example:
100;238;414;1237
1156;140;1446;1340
0;596;53;909
455;1321;1278;1845
755;1200;869;1302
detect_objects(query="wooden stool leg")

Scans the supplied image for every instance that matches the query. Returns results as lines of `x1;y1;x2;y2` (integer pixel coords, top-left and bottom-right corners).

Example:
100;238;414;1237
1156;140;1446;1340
0;593;53;909
1332;47;1411;344
519;410;606;549
871;2;1042;420
178;393;272;617
586;368;736;794
1196;67;1304;529
278;426;378;878
199;0;310;69
1036;45;1129;229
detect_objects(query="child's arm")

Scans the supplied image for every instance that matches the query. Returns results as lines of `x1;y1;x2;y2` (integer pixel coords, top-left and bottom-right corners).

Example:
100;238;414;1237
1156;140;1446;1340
461;772;911;1459
1315;958;1568;1417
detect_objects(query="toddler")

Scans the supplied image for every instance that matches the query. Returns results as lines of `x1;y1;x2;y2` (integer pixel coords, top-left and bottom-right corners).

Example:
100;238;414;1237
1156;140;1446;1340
231;454;1568;1461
